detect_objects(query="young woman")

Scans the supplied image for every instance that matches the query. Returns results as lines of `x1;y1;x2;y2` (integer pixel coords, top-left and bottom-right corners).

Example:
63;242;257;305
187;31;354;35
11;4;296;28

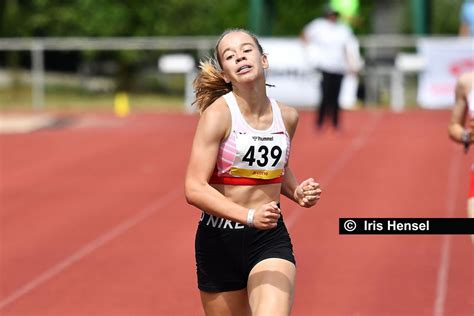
185;29;321;315
448;71;474;243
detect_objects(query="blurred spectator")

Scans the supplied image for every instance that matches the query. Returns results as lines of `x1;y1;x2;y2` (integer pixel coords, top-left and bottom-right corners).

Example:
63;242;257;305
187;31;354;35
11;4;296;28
330;0;360;28
301;5;362;130
459;0;474;36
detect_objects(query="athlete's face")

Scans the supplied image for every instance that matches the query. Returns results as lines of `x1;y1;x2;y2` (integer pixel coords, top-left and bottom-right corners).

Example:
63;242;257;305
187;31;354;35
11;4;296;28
217;32;268;85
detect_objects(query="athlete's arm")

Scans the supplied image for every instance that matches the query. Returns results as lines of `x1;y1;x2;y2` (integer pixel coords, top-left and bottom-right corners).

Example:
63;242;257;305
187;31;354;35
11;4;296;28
278;103;321;207
449;74;473;144
185;99;248;223
185;98;279;229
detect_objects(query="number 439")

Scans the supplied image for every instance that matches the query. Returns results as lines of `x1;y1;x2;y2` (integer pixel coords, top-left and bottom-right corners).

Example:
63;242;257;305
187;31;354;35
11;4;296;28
242;145;282;167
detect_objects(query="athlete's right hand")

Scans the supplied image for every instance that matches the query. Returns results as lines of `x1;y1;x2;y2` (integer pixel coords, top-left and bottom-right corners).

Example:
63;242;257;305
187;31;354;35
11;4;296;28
252;201;281;230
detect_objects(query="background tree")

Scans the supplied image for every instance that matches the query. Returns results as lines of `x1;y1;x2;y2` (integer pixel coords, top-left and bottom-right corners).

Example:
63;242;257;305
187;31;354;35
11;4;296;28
0;0;464;93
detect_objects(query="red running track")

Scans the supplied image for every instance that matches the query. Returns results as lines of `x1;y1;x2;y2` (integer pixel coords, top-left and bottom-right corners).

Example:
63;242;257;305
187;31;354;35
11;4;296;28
0;109;472;316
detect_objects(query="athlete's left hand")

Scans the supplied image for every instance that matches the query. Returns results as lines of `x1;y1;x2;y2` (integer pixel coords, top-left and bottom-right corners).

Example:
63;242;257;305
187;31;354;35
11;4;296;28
294;178;321;207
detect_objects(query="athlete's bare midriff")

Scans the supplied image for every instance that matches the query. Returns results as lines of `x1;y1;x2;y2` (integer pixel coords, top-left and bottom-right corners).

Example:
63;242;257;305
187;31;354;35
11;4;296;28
211;183;281;209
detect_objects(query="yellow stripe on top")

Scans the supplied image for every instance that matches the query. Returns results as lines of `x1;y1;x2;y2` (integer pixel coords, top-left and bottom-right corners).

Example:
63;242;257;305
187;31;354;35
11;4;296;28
229;167;283;179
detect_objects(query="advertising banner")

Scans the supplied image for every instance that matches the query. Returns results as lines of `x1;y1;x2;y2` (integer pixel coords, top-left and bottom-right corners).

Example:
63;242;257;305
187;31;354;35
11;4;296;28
261;38;358;109
261;38;320;107
417;38;474;109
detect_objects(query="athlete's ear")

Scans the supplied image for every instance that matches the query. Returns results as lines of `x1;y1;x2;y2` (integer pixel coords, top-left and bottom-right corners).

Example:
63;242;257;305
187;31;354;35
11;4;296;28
221;71;231;84
262;53;269;70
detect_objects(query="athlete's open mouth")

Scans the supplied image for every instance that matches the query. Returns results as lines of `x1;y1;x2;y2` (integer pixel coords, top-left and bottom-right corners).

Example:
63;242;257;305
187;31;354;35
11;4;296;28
237;65;252;74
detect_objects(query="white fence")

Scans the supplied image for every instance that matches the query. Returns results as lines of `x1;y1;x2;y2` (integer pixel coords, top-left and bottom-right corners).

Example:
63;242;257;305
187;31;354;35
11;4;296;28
0;37;216;110
0;35;472;110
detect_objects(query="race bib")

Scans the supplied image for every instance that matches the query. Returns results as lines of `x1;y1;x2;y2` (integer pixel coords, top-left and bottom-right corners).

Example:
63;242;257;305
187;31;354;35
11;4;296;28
230;132;288;179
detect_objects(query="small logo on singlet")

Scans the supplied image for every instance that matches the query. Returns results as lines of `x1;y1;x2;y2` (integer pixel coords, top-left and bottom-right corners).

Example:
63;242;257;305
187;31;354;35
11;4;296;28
252;170;269;176
251;136;274;141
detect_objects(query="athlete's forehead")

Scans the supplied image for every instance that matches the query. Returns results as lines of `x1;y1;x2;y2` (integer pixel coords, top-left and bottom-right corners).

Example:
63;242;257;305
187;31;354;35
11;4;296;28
218;32;257;56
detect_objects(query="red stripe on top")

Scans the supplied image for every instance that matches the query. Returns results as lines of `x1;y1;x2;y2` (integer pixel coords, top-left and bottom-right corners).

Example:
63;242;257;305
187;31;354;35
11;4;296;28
469;167;474;198
209;174;283;185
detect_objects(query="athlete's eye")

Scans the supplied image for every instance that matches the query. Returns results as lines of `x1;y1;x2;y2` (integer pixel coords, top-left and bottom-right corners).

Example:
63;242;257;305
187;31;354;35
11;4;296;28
225;54;234;60
244;49;252;53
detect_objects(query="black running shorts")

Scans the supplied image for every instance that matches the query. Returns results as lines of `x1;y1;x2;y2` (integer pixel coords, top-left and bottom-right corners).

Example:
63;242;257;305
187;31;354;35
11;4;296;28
195;210;296;292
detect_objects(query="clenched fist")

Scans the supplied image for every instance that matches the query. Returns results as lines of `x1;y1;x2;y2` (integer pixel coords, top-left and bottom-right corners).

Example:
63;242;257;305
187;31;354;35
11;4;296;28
252;201;281;230
294;178;321;207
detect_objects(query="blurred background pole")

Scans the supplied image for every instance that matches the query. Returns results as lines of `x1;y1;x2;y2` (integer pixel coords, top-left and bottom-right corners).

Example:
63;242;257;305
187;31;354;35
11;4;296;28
249;0;274;35
249;0;263;34
31;41;45;110
411;0;430;34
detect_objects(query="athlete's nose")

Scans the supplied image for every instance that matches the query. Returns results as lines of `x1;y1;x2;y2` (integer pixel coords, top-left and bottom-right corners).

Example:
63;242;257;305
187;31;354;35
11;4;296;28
235;54;246;63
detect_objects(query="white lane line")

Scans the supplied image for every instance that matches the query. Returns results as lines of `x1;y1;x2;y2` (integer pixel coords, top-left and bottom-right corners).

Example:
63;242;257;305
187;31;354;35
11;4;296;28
433;150;460;316
286;111;382;229
0;187;183;311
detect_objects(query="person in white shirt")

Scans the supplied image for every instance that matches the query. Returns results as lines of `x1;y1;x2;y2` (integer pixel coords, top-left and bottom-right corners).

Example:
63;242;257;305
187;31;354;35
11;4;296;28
301;5;361;130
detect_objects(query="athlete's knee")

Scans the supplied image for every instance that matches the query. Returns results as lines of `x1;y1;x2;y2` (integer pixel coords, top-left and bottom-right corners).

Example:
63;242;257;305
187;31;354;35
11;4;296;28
251;296;292;316
248;281;294;316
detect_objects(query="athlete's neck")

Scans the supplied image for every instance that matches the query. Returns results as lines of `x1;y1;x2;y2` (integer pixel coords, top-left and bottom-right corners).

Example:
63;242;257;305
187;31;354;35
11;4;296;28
232;85;269;117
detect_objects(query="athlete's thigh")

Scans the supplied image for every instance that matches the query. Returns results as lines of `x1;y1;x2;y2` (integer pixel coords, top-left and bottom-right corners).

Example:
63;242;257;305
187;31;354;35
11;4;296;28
467;197;474;217
200;289;250;316
247;258;296;316
467;197;474;243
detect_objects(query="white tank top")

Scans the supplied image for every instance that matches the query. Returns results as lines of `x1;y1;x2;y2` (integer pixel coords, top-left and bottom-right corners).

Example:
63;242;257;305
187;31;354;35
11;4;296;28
210;92;290;184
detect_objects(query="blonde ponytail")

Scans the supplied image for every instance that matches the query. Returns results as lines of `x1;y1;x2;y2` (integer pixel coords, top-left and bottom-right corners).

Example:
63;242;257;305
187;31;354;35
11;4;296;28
192;59;232;113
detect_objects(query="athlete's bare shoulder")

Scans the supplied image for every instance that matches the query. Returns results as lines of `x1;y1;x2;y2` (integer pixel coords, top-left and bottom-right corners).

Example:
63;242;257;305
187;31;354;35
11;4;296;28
277;101;299;138
458;71;474;91
202;96;229;117
197;96;231;140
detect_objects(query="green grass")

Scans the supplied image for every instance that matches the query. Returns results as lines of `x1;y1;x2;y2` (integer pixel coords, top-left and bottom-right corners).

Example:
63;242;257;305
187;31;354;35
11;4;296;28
0;85;186;113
